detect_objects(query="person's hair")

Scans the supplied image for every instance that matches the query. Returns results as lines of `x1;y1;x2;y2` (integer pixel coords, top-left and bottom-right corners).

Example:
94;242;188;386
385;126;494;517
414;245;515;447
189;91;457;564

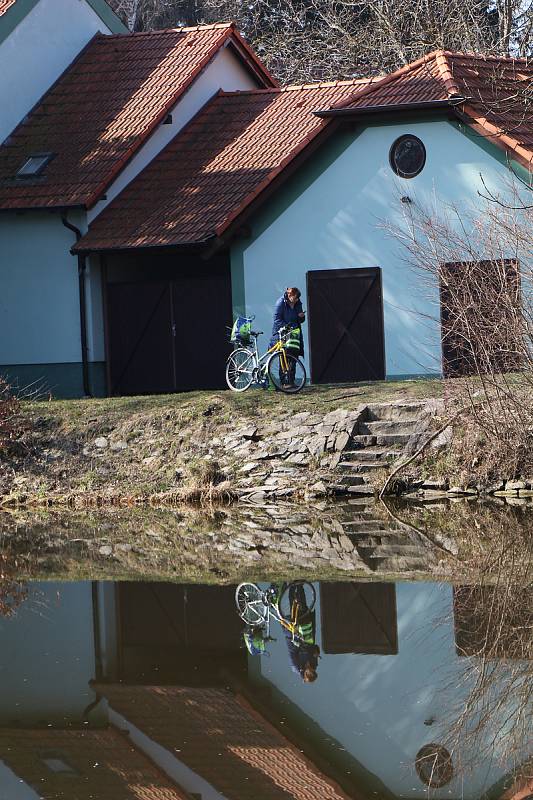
286;287;301;298
303;666;318;683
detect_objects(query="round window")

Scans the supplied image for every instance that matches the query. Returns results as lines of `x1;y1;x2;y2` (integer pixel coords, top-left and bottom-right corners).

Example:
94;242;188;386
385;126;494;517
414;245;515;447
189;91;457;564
389;134;426;178
415;744;453;788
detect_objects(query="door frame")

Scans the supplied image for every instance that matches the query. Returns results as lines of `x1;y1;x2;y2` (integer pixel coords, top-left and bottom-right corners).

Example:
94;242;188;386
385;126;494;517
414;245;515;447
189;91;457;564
306;266;386;384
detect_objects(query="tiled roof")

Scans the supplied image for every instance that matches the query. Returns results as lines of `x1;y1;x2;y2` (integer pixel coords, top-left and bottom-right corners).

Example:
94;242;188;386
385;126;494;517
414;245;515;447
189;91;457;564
101;684;351;800
0;727;188;799
75;79;370;251
0;0;17;15
331;51;533;169
0;23;276;210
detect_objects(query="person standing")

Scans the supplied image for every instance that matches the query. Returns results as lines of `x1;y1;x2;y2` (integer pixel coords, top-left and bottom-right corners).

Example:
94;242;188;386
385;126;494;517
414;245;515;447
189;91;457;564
270;287;305;387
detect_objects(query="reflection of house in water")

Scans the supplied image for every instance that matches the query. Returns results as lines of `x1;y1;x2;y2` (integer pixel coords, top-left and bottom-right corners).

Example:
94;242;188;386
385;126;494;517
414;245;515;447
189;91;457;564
0;581;350;799
0;580;529;799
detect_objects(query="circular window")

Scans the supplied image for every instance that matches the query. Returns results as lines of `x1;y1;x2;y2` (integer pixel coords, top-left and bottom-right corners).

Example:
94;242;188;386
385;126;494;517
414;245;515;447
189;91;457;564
415;744;453;788
389;134;426;178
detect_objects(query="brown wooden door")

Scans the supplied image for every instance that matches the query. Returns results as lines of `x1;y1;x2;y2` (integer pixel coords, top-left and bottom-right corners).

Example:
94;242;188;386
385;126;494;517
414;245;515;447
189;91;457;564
107;280;176;395
307;268;385;384
320;582;398;654
440;259;521;377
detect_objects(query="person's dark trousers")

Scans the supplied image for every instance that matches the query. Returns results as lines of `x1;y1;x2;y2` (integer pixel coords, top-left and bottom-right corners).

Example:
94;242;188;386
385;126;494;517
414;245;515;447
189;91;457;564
279;348;298;385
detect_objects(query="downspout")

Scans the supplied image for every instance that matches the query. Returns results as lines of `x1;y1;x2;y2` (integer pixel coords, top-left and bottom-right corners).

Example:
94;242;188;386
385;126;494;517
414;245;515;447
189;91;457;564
61;212;91;396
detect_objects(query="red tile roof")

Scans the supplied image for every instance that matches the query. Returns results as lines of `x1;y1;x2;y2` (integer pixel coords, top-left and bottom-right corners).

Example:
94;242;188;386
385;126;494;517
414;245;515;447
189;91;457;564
330;51;533;170
0;0;17;15
0;23;276;211
101;684;351;800
0;727;189;799
74;79;370;251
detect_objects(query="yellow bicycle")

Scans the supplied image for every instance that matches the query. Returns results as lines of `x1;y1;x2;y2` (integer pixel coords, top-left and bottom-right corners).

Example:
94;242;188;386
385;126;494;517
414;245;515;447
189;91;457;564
226;324;306;394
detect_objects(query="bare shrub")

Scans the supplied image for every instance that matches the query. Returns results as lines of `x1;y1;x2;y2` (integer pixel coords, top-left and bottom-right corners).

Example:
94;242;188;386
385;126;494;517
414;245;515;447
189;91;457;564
0;378;22;454
386;180;533;482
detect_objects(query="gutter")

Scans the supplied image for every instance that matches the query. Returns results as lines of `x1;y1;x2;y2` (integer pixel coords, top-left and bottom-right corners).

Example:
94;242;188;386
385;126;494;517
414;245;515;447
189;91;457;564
61;212;91;396
314;97;466;118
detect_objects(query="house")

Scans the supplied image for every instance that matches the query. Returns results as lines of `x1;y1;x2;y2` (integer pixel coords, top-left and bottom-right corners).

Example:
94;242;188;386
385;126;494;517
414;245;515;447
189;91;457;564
0;0;126;144
0;18;276;397
0;18;531;396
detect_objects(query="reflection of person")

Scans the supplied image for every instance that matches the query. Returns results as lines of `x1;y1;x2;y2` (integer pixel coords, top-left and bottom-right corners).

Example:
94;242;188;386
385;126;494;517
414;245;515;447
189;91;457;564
284;583;320;683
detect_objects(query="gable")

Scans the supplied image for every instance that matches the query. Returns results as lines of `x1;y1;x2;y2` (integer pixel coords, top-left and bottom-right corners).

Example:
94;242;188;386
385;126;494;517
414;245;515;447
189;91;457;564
0;0;127;43
0;24;276;211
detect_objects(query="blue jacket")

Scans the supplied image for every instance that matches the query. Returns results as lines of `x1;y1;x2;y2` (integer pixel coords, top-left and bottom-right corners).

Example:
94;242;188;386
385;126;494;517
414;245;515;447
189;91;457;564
270;293;305;353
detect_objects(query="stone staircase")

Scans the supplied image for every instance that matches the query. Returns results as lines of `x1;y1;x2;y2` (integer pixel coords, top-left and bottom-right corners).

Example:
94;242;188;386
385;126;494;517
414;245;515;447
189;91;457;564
334;497;439;573
328;402;428;497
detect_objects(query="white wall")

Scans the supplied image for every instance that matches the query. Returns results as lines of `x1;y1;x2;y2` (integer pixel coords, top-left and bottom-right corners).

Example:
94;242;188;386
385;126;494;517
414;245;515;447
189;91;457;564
88;46;259;222
0;0;116;144
0;581;97;725
0;210;86;364
0;762;41;799
238;120;511;377
252;582;512;799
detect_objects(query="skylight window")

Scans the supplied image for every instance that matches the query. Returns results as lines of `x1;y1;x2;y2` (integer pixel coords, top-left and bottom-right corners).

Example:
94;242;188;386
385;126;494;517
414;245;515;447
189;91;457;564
40;754;78;775
16;153;53;177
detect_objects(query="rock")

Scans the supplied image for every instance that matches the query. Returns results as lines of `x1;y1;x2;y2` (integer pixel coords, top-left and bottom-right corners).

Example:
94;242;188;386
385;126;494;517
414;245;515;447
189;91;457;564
99;545;113;556
421;479;447;490
518;489;533;497
505;480;526;490
287;453;308;465
317;424;334;437
307;481;327;496
240;462;259;473
110;440;128;451
94;437;108;449
82;446;91;456
143;455;156;465
430;425;453;450
335;431;350;452
487;480;504;493
239;426;258;440
493;490;518;497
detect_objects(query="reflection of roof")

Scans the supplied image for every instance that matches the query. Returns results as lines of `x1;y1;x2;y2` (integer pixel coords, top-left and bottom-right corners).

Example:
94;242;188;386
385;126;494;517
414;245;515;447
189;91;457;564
74;79;369;251
0;727;188;799
101;684;351;800
0;24;275;211
327;51;533;170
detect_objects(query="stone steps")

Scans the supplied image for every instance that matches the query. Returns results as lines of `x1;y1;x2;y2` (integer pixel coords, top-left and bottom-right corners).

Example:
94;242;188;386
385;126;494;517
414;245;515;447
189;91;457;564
365;554;433;572
365;402;427;421
337;462;386;474
358;419;419;436
342;520;395;532
342;448;399;463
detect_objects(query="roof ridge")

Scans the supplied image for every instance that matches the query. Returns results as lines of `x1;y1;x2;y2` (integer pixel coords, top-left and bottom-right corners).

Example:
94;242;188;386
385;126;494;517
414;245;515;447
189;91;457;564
218;77;371;97
100;22;234;39
434;51;462;97
443;49;532;64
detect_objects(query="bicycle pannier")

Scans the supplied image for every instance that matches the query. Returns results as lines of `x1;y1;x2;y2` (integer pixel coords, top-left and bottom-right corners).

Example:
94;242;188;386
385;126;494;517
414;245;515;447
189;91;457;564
283;326;301;351
231;316;253;346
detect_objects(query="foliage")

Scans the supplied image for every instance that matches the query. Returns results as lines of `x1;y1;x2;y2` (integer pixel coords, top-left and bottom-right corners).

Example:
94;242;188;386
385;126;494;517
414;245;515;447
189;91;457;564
109;0;533;82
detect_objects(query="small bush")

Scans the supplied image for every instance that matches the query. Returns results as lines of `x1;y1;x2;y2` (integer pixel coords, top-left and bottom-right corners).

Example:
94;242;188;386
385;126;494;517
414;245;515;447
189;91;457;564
0;379;22;453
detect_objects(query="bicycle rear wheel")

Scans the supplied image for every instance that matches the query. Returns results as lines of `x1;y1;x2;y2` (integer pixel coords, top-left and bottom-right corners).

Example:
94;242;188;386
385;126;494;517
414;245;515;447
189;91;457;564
277;581;316;620
235;583;268;626
226;348;254;392
267;351;306;393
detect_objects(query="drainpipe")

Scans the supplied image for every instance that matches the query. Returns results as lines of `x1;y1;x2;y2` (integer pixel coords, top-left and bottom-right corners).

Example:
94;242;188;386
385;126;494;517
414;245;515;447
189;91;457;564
61;212;91;396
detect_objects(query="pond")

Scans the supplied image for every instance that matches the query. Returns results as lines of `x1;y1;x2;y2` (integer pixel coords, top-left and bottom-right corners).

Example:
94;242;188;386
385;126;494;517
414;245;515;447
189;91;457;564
0;499;531;799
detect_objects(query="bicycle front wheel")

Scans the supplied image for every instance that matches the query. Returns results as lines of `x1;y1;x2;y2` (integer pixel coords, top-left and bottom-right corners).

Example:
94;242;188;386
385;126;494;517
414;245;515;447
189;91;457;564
267;351;306;393
235;583;268;626
277;581;316;620
226;348;254;392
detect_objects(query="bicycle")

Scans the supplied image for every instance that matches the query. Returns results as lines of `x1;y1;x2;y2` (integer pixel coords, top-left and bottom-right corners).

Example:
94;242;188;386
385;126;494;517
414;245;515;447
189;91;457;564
226;320;306;394
235;581;316;644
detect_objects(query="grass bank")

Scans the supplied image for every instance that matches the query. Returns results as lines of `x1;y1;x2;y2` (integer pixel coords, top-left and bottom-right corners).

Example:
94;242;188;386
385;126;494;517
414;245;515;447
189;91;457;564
0;380;441;507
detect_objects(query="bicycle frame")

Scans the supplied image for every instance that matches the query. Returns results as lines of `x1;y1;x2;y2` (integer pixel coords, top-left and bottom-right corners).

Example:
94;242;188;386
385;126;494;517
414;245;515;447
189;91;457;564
237;332;291;383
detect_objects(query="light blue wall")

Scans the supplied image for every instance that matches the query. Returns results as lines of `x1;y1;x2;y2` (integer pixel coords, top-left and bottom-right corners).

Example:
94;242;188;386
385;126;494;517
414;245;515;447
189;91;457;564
251;582;513;799
0;581;99;725
234;119;514;377
0;210;106;396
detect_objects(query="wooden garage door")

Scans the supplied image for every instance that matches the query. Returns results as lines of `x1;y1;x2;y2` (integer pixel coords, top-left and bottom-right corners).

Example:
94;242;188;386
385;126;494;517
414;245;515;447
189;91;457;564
107;281;175;396
320;582;398;654
307;268;385;384
106;269;232;395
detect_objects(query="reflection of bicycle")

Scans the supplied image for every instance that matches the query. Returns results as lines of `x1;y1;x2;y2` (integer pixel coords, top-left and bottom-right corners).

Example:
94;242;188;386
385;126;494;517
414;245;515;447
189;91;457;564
235;581;316;643
226;325;306;394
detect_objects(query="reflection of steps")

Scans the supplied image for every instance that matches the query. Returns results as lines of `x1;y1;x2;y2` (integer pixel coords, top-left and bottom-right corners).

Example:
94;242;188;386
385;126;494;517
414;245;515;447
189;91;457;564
329;402;427;496
334;498;437;573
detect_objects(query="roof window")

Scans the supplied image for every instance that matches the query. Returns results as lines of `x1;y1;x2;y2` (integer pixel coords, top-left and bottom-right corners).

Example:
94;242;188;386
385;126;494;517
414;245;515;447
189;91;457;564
16;153;53;177
40;752;78;775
